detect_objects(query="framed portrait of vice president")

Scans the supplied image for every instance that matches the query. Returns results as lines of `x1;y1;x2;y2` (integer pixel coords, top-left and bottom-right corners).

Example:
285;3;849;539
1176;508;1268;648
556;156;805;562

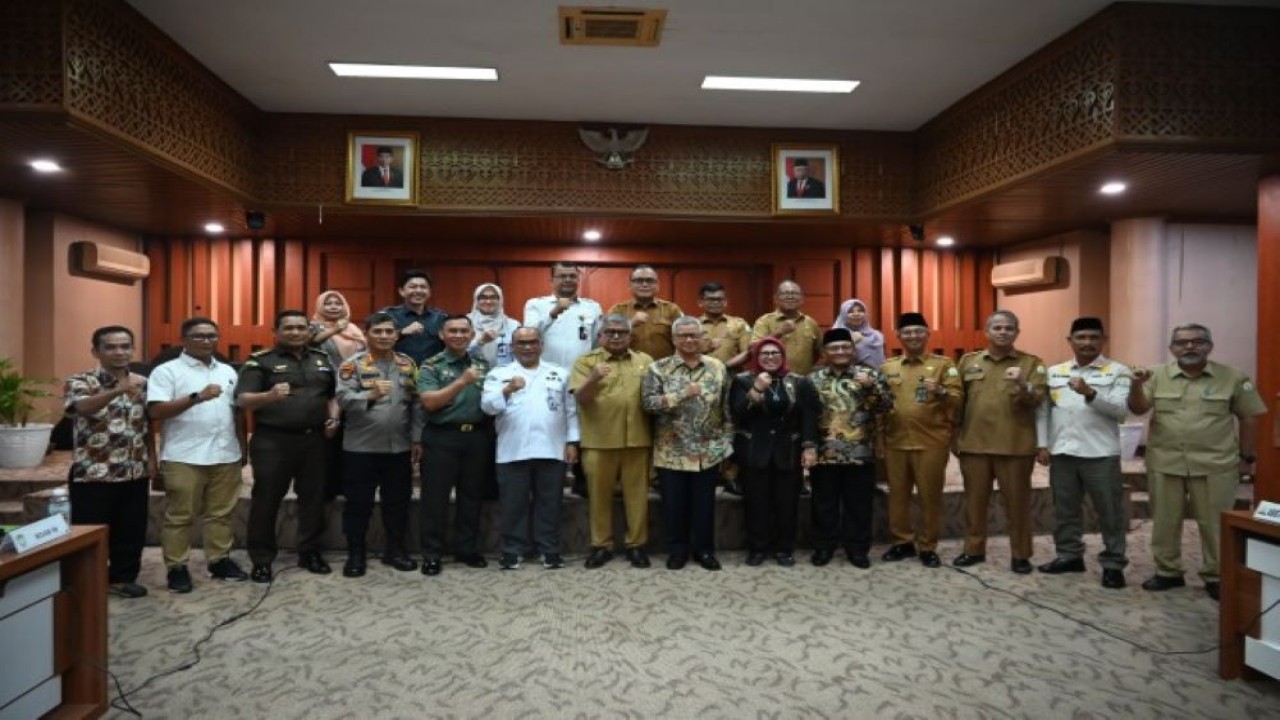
346;131;420;206
771;143;840;216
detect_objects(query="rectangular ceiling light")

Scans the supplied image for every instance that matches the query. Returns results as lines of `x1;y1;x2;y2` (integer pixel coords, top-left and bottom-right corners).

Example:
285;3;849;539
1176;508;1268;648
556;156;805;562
701;76;858;93
328;63;498;81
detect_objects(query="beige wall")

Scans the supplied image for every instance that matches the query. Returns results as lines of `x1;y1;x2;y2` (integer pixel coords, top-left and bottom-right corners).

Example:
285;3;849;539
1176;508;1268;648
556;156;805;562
23;212;145;419
0;199;24;368
995;230;1111;364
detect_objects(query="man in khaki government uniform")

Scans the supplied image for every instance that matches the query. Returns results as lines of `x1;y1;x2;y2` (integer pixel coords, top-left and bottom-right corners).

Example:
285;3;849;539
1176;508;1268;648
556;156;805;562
752;280;823;376
1034;317;1131;589
954;310;1047;573
696;281;751;371
879;312;963;569
571;314;656;569
608;264;684;361
1127;323;1265;601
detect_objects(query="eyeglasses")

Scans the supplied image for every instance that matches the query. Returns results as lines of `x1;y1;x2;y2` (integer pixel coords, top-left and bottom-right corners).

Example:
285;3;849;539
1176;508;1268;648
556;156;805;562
514;340;540;346
186;333;219;341
553;273;579;280
758;351;783;357
477;295;500;301
630;277;658;284
674;334;702;340
1171;338;1210;348
776;292;803;298
601;329;630;337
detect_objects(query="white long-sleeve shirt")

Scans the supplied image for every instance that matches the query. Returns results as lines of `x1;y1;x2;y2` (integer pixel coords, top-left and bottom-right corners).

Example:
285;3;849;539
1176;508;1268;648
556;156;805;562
481;360;580;463
1035;355;1131;457
522;296;602;370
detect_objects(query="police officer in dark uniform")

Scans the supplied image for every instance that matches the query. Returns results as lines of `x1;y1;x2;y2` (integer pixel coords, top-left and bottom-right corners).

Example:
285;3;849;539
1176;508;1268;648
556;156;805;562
236;309;340;583
417;315;492;576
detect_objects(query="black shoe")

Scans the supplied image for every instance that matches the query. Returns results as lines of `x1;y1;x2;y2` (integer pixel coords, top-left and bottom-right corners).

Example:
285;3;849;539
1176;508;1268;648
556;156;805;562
167;566;193;594
1037;557;1086;574
585;548;613;569
811;549;834;567
666;554;688;570
1101;569;1126;589
108;582;149;599
919;551;941;568
250;564;273;584
498;553;521;571
695;553;722;571
208;557;248;581
881;543;917;562
1205;582;1221;601
456;553;488;569
542;553;566;569
625;547;651;568
380;554;418;572
1011;558;1033;574
776;552;796;567
849;554;871;569
1141;574;1186;591
745;552;766;566
952;553;986;567
422;557;443;576
343;553;366;578
298;552;331;575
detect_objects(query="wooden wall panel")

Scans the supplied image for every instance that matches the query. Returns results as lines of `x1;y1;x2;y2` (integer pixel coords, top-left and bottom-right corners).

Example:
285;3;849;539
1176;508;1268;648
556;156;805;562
145;238;995;364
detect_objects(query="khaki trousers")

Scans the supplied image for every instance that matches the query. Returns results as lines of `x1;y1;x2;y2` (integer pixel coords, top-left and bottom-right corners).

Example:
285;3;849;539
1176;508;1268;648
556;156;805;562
161;460;243;568
885;448;950;551
1148;469;1238;582
582;447;651;549
958;453;1035;559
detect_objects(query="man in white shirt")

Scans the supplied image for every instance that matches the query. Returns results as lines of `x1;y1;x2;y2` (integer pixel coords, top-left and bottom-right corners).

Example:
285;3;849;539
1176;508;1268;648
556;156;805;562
482;326;579;570
523;261;602;370
146;317;247;593
1034;317;1131;589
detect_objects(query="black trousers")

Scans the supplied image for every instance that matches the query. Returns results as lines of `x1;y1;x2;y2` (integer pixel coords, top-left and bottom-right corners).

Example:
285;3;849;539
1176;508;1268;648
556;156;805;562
659;467;719;559
342;450;412;554
247;430;327;565
741;464;800;554
70;477;149;583
810;463;876;555
419;427;492;558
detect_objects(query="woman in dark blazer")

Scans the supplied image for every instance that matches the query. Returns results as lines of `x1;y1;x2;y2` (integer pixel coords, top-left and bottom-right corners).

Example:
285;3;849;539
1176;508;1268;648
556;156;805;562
728;338;820;566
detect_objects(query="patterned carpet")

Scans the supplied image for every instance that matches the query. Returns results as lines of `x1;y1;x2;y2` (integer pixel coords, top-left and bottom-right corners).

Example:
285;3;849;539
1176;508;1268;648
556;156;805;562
105;523;1280;720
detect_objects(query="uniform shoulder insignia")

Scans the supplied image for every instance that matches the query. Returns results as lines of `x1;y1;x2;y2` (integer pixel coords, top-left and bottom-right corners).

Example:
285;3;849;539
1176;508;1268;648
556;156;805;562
306;347;327;356
1243;380;1255;391
249;348;271;357
1034;365;1046;374
947;367;959;377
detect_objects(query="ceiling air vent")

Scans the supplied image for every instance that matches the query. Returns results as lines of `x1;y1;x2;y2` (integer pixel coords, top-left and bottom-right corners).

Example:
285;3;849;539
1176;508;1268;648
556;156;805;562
559;6;667;47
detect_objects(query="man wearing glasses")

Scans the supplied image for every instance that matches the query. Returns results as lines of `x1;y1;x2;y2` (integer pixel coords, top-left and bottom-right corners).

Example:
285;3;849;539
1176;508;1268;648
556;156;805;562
570;315;655;569
609;264;684;361
1127;323;1266;601
147;318;248;592
752;280;823;376
523;261;603;371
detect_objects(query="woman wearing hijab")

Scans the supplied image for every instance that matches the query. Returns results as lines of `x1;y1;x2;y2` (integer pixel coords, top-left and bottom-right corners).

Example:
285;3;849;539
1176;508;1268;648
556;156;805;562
832;298;886;368
310;290;367;501
728;338;821;566
310;290;367;367
467;283;520;367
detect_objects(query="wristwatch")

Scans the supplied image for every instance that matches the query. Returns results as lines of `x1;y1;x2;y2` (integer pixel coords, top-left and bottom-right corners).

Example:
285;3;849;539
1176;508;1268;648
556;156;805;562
188;392;201;403
1240;453;1257;463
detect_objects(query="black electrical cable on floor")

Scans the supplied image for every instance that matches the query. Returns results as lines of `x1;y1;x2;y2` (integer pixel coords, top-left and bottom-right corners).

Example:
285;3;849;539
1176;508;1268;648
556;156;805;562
947;564;1280;656
94;566;299;717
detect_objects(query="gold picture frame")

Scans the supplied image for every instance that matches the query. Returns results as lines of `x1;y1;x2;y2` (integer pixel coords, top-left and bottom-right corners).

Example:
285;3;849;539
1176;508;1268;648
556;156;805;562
771;143;840;216
345;131;420;206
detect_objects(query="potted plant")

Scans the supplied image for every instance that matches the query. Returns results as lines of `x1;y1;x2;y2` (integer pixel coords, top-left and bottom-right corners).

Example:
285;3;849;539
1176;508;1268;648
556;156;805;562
0;357;55;468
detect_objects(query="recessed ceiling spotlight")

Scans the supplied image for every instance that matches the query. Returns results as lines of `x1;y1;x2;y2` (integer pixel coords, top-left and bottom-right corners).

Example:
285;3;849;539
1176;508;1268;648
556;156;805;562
582;229;602;242
329;63;498;81
30;159;62;173
204;222;225;233
701;76;858;93
1099;181;1127;195
936;236;956;247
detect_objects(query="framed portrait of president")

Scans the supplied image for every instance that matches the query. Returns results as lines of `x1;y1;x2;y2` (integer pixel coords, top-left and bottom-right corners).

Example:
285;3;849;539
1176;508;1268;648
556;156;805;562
771;143;840;216
346;131;419;206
